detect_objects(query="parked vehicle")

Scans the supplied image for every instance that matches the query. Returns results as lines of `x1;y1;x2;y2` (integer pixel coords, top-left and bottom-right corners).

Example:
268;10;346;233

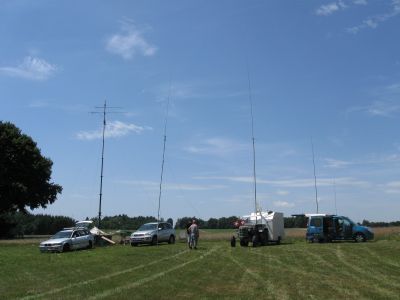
232;211;285;247
305;214;374;243
130;222;175;246
39;228;94;252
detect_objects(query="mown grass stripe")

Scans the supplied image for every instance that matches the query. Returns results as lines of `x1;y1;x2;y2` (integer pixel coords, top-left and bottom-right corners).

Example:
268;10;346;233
87;246;221;300
21;249;190;300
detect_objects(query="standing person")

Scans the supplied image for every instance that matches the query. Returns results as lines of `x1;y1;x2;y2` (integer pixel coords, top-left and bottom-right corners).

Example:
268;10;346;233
188;219;199;249
185;221;191;248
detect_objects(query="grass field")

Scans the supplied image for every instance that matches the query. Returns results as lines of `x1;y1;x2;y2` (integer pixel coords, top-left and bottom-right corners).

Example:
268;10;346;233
1;228;400;299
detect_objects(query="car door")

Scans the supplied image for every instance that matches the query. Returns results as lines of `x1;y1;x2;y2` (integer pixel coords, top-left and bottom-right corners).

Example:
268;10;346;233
71;230;81;249
158;223;167;242
342;218;353;240
307;217;323;241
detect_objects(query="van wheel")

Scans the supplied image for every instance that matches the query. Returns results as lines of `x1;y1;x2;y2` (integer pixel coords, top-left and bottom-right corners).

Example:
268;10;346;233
354;233;366;243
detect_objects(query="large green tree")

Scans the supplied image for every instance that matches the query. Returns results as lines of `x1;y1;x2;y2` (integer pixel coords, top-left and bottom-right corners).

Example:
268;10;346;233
0;121;62;214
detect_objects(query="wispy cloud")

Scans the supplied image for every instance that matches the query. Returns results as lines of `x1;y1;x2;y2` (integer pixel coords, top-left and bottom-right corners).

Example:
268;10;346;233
347;0;400;33
324;158;354;168
315;2;343;16
194;176;370;188
315;0;367;16
273;201;295;208
117;180;227;191
184;138;248;156
106;19;157;60
76;120;151;140
0;56;57;80
383;181;400;194
276;190;290;196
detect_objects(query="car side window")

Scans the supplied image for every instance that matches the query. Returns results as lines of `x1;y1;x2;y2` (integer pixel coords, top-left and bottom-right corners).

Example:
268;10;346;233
159;223;165;230
165;223;172;229
72;231;79;237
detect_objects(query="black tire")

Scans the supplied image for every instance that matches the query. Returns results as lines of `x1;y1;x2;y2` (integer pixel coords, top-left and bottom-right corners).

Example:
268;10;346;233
276;236;281;245
168;235;175;244
131;242;138;247
252;235;259;247
240;239;249;247
354;233;366;243
62;243;70;252
87;241;93;249
230;236;236;247
151;235;158;245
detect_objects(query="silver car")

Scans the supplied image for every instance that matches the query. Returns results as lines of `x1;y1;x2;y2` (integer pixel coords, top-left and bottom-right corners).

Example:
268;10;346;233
39;228;94;253
130;222;175;246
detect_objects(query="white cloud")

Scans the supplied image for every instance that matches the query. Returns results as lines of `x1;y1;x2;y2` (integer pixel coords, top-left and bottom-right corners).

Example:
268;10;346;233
383;181;400;194
106;21;157;60
184;138;248;156
316;3;340;16
76;120;151;140
347;0;400;33
276;190;290;196
324;158;353;168
194;176;369;188
273;201;295;208
353;0;367;5
0;56;57;80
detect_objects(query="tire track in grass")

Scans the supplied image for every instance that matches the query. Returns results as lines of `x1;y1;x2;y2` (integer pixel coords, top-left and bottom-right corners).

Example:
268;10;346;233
335;245;400;297
227;249;285;299
363;246;400;268
21;249;190;300
87;246;220;300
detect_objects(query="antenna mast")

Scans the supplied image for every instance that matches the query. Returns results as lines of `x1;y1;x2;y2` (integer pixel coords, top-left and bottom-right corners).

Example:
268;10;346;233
157;83;171;243
91;101;123;228
247;69;258;223
311;138;319;213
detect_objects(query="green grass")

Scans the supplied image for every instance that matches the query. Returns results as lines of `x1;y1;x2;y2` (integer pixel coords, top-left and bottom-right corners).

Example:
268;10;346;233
1;236;400;299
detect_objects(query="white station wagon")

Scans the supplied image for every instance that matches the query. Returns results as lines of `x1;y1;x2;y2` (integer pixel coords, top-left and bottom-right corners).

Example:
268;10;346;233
39;228;94;253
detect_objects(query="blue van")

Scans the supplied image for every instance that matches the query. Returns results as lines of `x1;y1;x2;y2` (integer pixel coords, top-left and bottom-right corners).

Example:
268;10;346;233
305;214;374;243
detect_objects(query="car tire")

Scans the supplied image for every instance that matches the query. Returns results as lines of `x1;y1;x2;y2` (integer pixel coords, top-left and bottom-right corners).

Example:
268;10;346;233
131;243;138;247
151;236;157;245
354;233;366;243
168;235;175;244
87;241;93;249
62;243;70;252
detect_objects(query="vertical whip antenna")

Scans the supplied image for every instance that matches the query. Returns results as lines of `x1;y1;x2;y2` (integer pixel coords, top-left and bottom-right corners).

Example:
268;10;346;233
311;138;319;213
157;81;172;243
247;67;258;223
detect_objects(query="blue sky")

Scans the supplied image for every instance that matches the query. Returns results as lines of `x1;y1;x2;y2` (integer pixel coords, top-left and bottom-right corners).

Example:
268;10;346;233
1;0;400;223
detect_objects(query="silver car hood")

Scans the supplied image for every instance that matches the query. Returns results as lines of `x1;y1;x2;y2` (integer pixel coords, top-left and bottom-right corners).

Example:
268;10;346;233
41;238;70;244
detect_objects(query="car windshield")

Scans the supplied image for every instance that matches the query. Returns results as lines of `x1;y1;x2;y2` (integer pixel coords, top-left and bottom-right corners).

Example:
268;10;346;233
51;231;72;239
138;224;157;231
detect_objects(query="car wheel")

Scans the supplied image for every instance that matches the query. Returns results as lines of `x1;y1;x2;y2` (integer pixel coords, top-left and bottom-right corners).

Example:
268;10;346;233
151;236;157;245
354;233;366;243
62;243;70;252
131;242;138;247
168;235;175;244
87;241;93;249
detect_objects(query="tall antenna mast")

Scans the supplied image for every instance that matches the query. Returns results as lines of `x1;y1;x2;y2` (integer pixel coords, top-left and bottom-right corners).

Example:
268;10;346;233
311;138;319;213
247;68;258;223
91;101;123;228
333;178;338;215
157;82;172;243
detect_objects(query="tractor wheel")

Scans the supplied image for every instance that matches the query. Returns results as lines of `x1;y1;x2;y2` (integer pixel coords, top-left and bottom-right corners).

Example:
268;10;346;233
252;235;259;247
230;236;236;247
240;239;248;247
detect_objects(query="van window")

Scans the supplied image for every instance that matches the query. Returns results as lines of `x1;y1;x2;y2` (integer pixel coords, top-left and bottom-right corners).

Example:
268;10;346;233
310;218;322;227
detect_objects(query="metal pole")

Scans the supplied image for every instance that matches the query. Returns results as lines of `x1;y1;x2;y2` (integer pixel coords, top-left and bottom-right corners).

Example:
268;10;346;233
98;101;106;228
311;138;319;214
